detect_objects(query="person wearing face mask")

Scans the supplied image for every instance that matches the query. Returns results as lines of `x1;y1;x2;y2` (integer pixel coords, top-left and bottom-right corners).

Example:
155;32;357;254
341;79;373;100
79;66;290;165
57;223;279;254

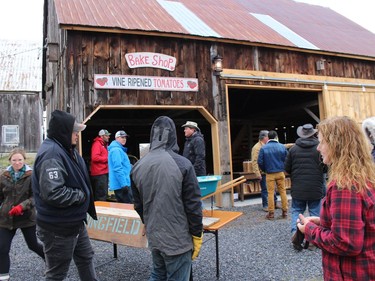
0;148;45;281
298;116;375;280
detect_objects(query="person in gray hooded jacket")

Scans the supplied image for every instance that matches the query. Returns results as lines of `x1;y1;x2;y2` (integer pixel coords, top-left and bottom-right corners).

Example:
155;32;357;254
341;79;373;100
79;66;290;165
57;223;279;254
131;116;203;281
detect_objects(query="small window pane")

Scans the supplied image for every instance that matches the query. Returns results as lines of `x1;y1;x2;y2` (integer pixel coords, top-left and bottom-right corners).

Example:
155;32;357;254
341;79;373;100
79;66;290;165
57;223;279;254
2;125;19;145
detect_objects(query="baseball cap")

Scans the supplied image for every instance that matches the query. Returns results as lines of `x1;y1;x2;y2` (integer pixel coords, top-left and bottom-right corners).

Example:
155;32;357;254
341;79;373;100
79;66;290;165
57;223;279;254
115;130;129;138
98;129;111;136
73;121;86;132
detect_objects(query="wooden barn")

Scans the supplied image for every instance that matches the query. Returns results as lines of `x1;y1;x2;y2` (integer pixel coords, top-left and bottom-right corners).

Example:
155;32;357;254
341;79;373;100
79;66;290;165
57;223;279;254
0;40;43;154
42;0;375;188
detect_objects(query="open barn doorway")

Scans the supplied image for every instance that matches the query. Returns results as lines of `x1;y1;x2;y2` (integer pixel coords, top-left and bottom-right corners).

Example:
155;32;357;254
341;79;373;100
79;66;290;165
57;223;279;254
79;106;219;176
228;87;321;173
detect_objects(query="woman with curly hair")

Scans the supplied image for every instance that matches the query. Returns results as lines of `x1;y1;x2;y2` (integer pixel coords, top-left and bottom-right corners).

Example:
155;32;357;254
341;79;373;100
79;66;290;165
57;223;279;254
297;116;375;281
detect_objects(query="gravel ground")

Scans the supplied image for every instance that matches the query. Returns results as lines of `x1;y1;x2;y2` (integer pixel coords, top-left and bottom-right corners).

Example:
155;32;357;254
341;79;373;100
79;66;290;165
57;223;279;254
8;201;323;281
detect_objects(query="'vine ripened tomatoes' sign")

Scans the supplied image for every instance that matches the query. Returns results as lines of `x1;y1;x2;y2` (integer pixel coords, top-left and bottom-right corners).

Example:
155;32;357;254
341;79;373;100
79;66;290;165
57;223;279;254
125;52;176;71
94;74;198;92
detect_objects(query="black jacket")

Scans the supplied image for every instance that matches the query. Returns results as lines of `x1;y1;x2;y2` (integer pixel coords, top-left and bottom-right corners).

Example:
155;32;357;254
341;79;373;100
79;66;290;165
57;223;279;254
284;137;326;200
182;131;206;176
131;116;203;256
32;110;96;234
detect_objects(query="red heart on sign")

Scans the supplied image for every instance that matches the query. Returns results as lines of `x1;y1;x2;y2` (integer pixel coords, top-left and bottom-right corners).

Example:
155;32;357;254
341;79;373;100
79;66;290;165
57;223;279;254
96;77;108;86
187;81;197;89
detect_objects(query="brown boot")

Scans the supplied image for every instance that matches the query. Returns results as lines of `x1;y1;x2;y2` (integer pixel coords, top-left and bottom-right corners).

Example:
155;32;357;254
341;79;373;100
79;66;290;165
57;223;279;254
282;210;288;218
266;212;274;220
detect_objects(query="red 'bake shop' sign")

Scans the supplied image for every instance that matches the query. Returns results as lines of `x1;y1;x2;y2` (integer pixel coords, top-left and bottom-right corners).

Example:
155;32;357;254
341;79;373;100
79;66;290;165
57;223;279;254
125;52;176;71
94;74;198;92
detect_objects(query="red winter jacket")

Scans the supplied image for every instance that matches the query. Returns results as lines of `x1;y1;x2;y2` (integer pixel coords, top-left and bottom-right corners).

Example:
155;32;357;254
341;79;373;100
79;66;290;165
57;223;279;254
90;136;109;176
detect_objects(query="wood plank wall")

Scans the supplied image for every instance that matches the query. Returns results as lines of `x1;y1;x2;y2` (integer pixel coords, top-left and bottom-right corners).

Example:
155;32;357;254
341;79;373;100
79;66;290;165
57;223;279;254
48;31;375;120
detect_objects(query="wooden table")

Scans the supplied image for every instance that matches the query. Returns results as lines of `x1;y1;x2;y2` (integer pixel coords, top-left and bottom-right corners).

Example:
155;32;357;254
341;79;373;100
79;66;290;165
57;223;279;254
203;209;243;277
88;202;242;278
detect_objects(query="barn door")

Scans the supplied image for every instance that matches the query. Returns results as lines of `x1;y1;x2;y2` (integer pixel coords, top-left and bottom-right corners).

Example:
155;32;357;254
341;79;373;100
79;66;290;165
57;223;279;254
322;86;375;122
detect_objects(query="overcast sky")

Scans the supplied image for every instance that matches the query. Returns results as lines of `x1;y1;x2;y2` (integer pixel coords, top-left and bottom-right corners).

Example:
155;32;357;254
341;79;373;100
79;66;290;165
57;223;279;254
295;0;375;34
0;0;374;41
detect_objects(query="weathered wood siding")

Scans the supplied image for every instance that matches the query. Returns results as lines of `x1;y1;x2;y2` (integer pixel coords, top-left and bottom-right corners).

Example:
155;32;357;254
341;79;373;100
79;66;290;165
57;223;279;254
60;32;214;121
0;92;42;153
45;31;375;122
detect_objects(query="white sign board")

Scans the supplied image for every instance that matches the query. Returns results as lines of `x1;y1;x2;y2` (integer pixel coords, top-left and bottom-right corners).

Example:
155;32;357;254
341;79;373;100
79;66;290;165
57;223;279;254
94;74;198;92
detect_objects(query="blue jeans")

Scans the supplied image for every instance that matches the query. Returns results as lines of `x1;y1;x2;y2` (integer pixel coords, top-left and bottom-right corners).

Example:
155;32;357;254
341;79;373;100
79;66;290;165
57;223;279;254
149;249;192;281
260;175;278;208
290;199;321;233
37;222;98;281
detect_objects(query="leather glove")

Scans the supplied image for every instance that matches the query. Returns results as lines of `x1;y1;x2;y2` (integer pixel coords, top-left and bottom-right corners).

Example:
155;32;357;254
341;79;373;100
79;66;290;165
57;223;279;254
192;233;203;260
291;228;309;251
9;205;24;216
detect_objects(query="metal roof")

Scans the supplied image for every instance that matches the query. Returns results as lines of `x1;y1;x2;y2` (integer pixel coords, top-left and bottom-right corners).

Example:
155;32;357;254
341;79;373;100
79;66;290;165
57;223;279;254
54;0;375;58
0;40;42;92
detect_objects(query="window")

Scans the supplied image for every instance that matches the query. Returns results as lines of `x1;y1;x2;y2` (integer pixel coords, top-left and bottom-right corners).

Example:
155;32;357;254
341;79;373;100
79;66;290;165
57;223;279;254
2;125;19;145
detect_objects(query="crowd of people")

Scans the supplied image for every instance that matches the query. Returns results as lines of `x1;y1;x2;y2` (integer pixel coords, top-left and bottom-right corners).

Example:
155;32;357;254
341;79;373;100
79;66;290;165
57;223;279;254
1;111;375;280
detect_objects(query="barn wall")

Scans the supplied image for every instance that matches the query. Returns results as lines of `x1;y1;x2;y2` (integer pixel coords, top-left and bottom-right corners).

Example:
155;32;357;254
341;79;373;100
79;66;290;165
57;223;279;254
44;31;375;121
322;86;375;121
0;92;43;153
43;27;375;177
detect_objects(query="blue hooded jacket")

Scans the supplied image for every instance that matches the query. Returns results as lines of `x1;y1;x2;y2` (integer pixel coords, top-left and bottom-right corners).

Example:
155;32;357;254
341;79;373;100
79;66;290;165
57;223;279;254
108;140;131;190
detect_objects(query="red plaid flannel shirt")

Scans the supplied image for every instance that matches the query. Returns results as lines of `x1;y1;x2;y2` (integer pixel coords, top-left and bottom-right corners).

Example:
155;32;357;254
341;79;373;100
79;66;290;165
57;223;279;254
305;181;375;281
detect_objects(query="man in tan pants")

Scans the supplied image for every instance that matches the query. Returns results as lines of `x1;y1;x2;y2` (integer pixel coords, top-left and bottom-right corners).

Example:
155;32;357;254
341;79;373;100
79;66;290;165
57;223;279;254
257;130;288;220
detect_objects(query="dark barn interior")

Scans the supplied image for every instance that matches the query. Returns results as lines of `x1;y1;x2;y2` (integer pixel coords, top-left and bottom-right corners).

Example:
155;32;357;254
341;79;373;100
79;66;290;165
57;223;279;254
229;88;320;172
81;107;214;174
80;88;320;175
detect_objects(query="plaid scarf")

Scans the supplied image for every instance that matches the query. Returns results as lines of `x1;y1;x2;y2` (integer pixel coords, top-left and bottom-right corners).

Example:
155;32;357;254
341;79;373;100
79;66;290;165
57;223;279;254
9;165;26;182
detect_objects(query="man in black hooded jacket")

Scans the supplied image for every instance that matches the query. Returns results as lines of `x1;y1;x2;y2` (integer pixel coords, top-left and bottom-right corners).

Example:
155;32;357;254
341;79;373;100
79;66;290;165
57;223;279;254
32;110;98;281
284;123;326;238
131;116;203;280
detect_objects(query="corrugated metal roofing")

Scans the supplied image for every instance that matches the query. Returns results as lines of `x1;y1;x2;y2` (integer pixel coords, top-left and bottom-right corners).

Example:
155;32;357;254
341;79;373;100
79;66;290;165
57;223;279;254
157;0;221;38
0;40;42;92
54;0;375;58
250;13;318;50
